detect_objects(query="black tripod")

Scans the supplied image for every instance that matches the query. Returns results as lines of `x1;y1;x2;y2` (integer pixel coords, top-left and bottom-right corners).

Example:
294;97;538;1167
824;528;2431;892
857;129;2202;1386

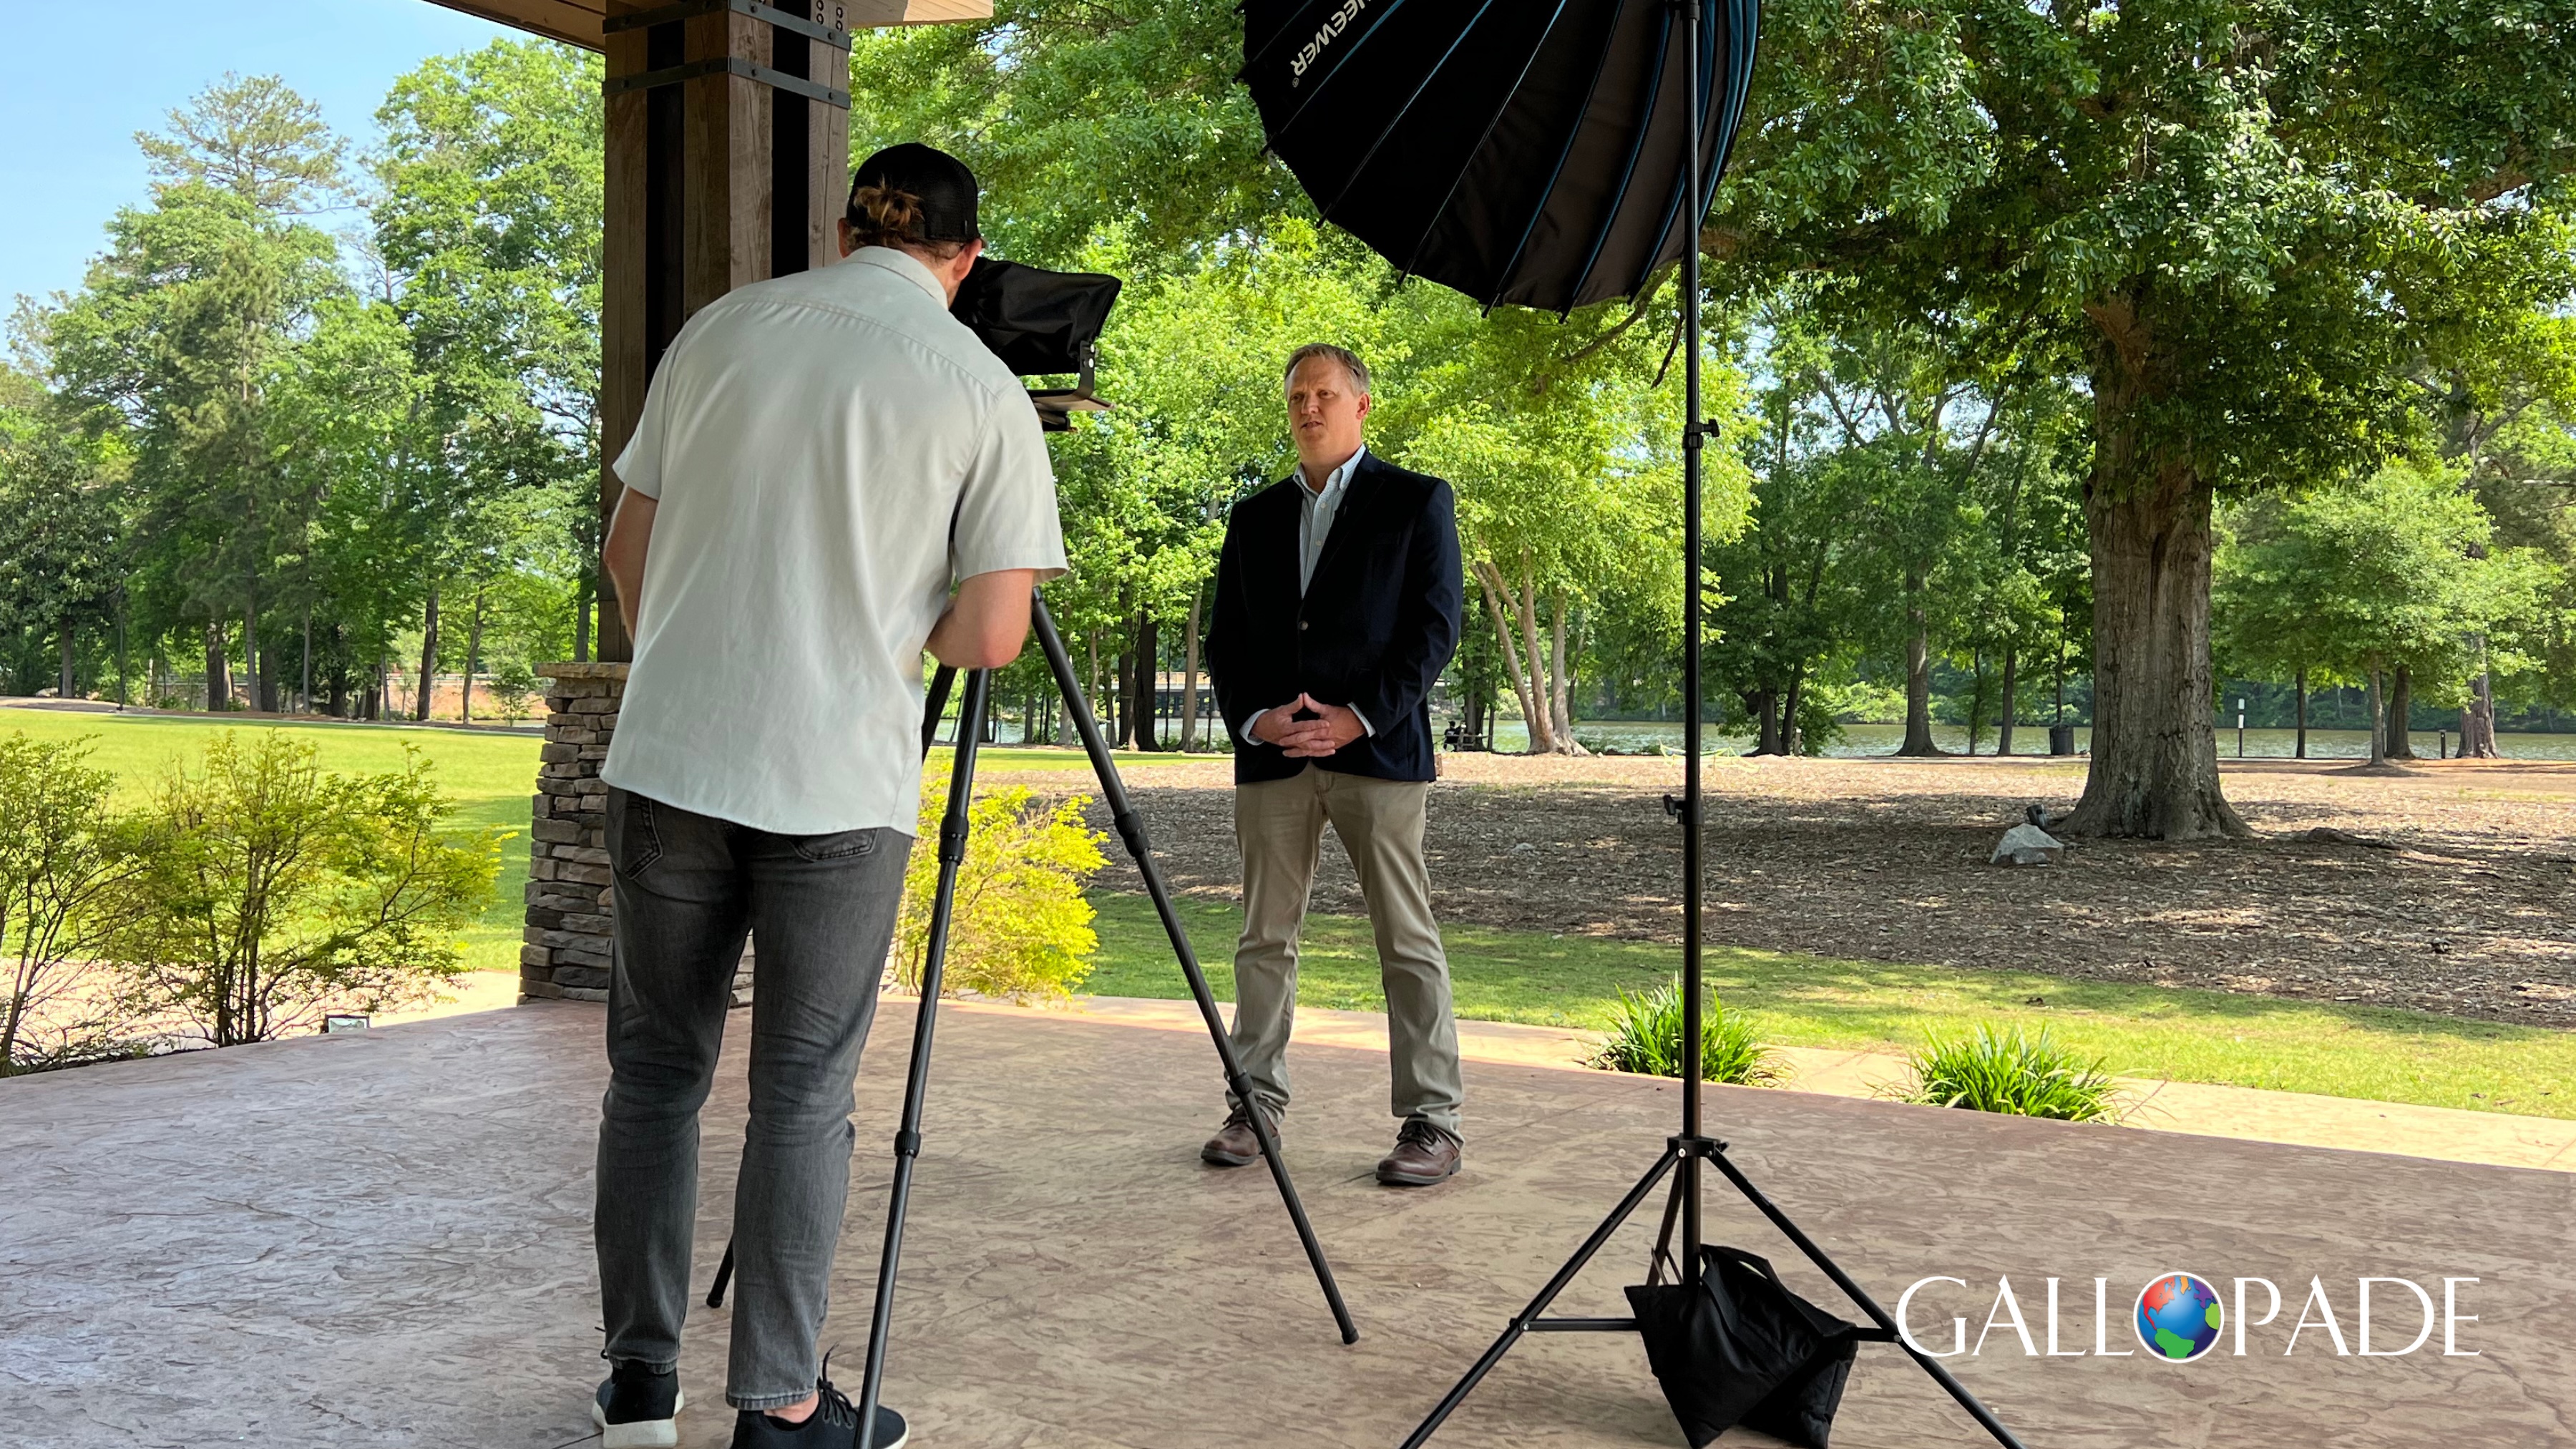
1395;4;2026;1444
704;591;1357;1448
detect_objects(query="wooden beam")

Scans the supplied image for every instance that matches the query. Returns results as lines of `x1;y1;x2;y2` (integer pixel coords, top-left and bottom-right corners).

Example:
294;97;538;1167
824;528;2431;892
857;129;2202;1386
423;0;991;49
422;0;607;49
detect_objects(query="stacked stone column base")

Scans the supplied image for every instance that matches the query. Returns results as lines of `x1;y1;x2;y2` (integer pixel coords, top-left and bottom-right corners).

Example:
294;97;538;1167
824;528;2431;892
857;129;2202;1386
520;661;751;1007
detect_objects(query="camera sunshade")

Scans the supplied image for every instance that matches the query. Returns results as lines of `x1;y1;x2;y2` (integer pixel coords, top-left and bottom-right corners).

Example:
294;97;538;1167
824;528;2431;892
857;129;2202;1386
950;257;1123;431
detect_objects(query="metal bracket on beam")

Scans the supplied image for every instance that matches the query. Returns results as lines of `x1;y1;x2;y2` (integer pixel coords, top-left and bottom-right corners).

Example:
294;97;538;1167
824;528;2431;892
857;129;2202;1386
605;55;852;109
605;0;853;47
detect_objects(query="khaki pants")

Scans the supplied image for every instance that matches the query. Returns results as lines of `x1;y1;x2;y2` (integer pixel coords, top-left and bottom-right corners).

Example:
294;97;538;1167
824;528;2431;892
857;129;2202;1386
1227;764;1464;1138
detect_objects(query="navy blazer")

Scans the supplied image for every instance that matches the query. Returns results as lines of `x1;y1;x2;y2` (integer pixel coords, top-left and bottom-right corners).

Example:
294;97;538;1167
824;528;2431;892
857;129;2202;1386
1206;450;1463;784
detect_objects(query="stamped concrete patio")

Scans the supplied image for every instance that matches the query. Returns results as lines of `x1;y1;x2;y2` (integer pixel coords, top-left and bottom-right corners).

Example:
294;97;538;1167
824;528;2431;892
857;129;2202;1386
4;1000;2572;1449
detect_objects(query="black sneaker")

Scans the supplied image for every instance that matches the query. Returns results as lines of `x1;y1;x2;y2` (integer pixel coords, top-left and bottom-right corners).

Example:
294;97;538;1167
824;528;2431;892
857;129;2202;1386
731;1370;908;1449
593;1360;685;1449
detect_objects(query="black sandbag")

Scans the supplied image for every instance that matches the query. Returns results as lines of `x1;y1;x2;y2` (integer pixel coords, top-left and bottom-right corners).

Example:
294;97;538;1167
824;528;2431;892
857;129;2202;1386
1626;1245;1862;1449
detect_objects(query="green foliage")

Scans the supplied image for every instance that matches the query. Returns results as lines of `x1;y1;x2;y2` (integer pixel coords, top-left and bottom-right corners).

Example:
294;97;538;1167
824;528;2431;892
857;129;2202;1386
107;732;501;1045
0;733;146;1073
897;774;1108;1002
1585;978;1782;1086
1895;1026;2128;1123
488;660;540;722
2216;463;2556;694
849;0;1303;271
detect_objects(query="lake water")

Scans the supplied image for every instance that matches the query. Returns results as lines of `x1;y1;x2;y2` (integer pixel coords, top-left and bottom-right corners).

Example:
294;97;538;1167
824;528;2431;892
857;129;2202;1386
1480;719;2576;761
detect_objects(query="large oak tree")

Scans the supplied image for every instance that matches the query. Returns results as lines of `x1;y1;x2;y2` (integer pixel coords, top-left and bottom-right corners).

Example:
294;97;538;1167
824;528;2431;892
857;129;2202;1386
1718;0;2576;834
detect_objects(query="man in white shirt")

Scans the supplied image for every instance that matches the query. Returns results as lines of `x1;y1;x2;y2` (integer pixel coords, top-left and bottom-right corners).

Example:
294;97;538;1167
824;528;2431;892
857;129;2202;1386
586;145;1063;1449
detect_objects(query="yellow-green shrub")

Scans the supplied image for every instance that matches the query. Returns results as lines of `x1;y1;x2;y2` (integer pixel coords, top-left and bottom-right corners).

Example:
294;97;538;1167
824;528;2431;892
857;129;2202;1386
895;773;1106;1002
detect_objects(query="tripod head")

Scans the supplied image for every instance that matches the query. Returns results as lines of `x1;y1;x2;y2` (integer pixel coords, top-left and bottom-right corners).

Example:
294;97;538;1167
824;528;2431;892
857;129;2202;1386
949;257;1123;431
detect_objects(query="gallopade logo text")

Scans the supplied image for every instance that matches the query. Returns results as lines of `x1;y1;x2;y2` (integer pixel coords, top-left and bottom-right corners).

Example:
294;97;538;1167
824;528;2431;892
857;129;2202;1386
1289;0;1371;87
1896;1272;2482;1362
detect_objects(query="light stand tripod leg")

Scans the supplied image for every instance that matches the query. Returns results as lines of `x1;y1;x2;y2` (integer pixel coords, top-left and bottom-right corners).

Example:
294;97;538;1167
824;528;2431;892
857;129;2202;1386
1396;1145;1684;1449
1702;1146;2030;1449
854;667;992;1449
1027;594;1360;1345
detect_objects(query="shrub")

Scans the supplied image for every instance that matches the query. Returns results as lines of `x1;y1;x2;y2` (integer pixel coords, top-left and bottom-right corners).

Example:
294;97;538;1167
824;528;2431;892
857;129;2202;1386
0;733;150;1074
895;773;1106;1002
1587;978;1782;1085
1894;1025;2129;1121
489;662;540;723
107;733;502;1045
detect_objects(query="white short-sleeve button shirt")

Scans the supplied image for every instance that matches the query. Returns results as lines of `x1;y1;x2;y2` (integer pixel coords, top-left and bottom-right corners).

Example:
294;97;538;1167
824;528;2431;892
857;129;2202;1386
603;246;1066;836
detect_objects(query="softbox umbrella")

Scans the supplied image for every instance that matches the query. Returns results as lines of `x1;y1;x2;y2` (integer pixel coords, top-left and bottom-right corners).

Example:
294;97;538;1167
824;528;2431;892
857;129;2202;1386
1240;0;1759;311
1238;4;2031;1448
950;255;1123;429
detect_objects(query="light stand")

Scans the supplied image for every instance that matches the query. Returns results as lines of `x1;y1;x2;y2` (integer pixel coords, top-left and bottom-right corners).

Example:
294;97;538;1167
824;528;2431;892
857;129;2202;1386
1395;3;2031;1444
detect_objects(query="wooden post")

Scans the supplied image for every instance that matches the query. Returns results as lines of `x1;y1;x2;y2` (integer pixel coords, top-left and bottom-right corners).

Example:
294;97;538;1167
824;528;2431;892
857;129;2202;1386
595;0;858;663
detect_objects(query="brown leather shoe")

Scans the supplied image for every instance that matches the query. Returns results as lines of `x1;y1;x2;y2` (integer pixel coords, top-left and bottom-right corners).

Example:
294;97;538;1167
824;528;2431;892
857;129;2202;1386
1376;1121;1461;1186
1200;1104;1277;1167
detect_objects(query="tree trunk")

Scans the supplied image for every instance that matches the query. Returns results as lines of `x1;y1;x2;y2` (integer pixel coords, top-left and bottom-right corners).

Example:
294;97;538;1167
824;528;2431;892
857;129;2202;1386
1513;565;1558;753
1472;560;1551;753
58;624;75;699
2294;667;2308;759
327;623;348;718
1783;665;1806;756
1180;585;1204;752
462;589;485;723
1751;691;1782;756
415;580;439;722
300;610;312;714
1131;610;1161;751
1896;568;1941;756
1086;631;1104;746
2463;648;2498;758
1996;646;2019;756
245;581;266;712
1548;590;1586;756
2384;666;2416;760
2368;669;2389;766
2058;394;2248;837
205;620;232;711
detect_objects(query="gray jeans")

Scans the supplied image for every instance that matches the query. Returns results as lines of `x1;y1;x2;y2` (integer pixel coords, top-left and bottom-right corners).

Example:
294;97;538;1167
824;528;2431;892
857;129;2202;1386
596;787;908;1410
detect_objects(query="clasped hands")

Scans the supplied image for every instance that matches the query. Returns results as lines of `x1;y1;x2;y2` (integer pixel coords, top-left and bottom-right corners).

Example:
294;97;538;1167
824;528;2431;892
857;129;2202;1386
1252;692;1365;758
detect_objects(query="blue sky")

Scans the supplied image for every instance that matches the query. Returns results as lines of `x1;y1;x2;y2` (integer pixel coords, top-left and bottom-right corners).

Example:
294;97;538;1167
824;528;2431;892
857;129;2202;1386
3;0;524;308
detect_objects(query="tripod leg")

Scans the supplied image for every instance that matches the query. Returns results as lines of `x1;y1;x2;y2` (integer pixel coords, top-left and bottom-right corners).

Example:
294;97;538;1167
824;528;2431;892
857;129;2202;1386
705;1241;736;1308
1397;1145;1684;1449
854;668;992;1449
1028;595;1360;1345
1702;1146;2031;1449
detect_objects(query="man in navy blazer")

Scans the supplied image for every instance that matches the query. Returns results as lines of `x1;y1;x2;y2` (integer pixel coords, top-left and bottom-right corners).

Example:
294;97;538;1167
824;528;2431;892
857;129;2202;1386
1201;343;1468;1186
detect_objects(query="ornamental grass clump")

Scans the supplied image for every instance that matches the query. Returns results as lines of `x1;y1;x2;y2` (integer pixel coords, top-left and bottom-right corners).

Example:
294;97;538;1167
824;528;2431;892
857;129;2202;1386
1586;978;1782;1085
1896;1025;2129;1122
897;776;1107;1003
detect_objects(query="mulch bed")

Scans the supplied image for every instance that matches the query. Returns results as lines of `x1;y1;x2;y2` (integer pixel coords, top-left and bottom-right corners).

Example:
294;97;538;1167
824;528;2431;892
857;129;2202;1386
985;753;2576;1029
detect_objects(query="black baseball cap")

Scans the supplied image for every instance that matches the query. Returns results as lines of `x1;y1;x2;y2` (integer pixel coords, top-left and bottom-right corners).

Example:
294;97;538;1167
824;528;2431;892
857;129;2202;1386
849;143;980;243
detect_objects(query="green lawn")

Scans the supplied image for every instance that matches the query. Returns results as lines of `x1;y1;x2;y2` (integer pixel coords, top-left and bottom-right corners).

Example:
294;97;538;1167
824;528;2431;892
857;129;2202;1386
0;708;545;970
1081;892;2576;1121
0;711;1209;972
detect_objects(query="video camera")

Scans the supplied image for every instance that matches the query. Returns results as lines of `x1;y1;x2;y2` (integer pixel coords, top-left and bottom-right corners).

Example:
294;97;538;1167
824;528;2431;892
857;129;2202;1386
948;257;1122;431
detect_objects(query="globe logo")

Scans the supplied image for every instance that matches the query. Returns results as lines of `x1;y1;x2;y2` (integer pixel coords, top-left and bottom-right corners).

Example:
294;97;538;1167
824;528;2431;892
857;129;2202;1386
2135;1272;2224;1362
